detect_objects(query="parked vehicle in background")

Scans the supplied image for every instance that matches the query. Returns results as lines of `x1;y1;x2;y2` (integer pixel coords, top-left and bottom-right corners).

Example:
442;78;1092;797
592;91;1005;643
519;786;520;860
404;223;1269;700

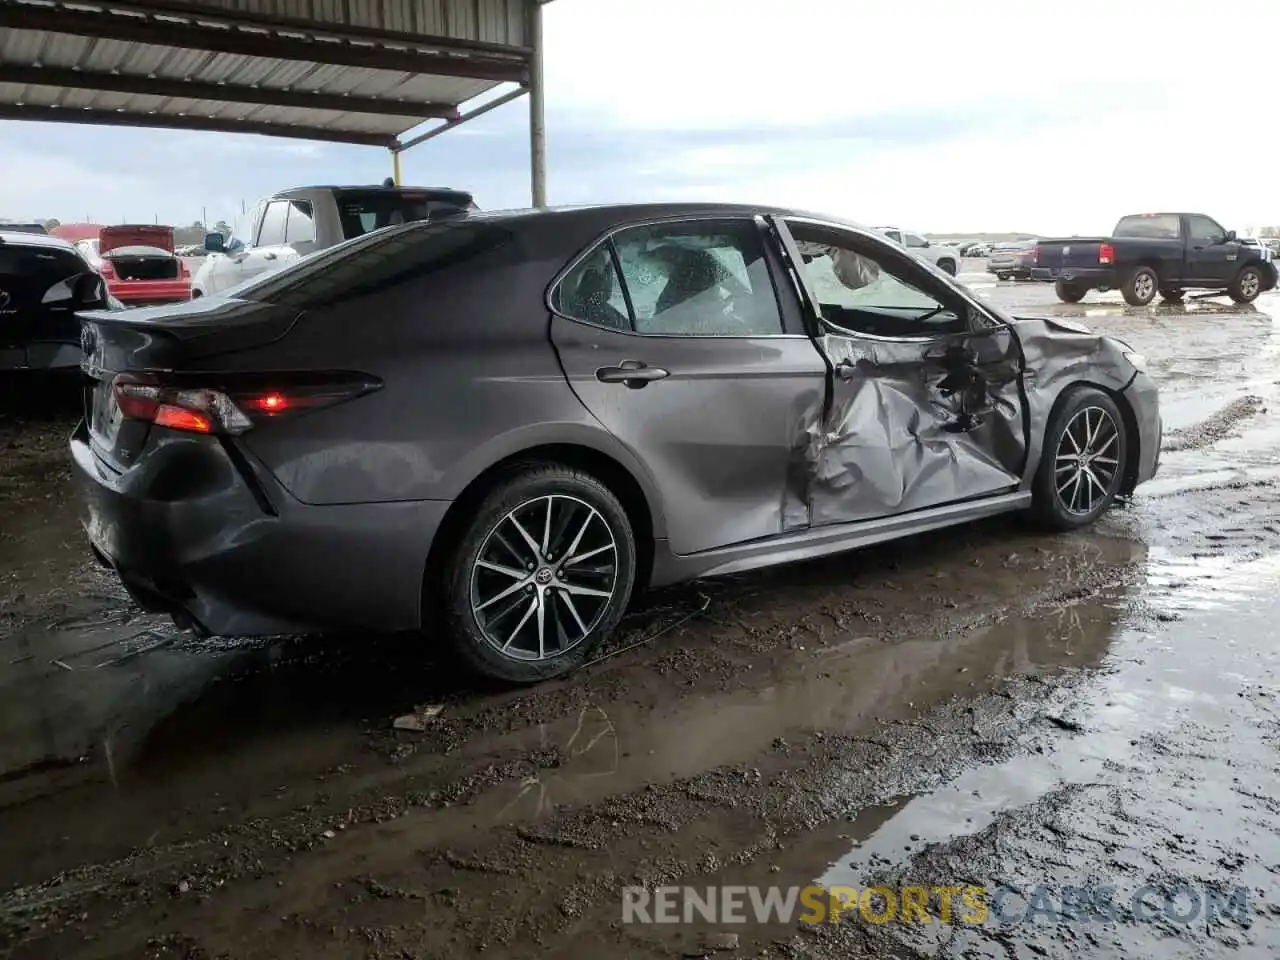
75;226;191;307
192;184;478;298
1032;213;1277;306
71;202;1161;685
0;222;49;235
964;241;993;258
987;240;1037;280
0;230;112;373
875;226;960;275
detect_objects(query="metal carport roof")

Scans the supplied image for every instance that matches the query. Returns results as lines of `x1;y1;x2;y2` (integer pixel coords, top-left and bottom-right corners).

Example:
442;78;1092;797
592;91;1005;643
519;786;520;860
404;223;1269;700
0;0;552;202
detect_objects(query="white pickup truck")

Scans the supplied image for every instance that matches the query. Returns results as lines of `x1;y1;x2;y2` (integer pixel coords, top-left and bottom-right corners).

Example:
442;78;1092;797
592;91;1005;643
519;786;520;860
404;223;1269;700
875;226;961;276
193;183;477;297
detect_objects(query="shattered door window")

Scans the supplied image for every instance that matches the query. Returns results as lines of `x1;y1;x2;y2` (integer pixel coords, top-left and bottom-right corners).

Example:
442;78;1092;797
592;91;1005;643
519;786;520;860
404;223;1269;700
612;220;784;336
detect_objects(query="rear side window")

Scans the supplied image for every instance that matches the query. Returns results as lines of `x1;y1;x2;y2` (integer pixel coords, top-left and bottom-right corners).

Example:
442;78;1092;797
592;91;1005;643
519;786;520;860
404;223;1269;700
1113;214;1181;239
233;221;513;309
555;219;785;337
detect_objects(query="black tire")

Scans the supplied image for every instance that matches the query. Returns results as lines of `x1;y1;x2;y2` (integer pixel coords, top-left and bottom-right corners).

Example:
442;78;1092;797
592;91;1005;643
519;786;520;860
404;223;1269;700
1228;265;1263;304
1031;387;1129;531
191;289;203;298
1054;280;1087;303
996;272;1011;281
937;258;957;276
1158;289;1184;303
1121;266;1158;306
440;464;637;684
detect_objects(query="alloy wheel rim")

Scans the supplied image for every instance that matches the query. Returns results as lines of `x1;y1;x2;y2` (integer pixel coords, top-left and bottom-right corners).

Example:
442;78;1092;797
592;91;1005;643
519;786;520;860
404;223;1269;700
1054;406;1121;516
470;494;618;661
1134;273;1154;301
1241;270;1259;297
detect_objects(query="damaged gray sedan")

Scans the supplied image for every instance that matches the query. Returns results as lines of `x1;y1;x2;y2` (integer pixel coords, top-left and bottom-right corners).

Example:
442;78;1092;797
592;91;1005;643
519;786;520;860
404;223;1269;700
70;204;1161;684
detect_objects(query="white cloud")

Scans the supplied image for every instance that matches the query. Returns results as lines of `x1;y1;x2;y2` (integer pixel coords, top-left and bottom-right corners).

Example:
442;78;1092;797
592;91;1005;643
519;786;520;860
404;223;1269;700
3;0;1280;231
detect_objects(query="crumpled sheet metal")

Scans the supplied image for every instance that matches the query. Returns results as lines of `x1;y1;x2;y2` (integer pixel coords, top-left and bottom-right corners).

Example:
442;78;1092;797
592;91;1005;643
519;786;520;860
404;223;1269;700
1010;316;1136;485
792;329;1028;527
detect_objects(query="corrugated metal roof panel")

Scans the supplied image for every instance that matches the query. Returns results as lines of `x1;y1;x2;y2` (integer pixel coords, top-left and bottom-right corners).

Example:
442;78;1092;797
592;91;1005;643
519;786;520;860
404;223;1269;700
0;0;532;145
184;0;527;47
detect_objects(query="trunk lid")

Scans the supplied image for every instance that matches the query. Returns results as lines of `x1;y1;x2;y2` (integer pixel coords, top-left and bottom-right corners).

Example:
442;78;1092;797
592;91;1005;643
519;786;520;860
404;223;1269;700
78;296;300;468
1034;238;1109;269
99;225;175;255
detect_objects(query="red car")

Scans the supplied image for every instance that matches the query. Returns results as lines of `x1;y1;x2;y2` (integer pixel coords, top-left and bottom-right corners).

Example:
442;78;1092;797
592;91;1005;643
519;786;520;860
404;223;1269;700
76;225;192;307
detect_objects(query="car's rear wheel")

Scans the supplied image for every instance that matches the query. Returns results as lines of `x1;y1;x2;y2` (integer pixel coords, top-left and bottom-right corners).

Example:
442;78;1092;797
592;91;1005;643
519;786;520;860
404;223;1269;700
441;465;637;684
1159;288;1184;303
1054;280;1087;303
1228;265;1263;303
937;258;957;276
1031;387;1129;531
1121;267;1158;306
996;272;1011;281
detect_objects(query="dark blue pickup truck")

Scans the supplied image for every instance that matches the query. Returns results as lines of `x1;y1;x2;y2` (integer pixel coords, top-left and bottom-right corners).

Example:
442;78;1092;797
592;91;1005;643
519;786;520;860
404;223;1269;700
1032;212;1277;306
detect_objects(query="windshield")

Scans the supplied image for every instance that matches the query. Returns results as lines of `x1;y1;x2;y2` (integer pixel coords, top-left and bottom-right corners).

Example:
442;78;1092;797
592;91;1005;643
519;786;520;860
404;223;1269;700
1114;214;1181;239
334;189;475;239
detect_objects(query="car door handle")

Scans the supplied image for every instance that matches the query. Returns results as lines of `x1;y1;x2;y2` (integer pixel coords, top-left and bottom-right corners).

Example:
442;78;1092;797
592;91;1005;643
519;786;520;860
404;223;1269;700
595;360;669;387
263;252;278;260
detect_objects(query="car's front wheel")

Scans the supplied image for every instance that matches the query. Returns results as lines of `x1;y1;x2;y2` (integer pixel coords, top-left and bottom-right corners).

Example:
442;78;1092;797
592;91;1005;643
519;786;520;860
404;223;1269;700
1031;387;1129;531
441;465;637;684
1228;265;1263;303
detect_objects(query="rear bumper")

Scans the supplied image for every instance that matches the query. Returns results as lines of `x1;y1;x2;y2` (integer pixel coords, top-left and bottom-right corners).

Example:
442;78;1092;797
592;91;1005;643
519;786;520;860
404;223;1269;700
70;421;450;637
1030;266;1113;286
988;260;1032;276
106;279;192;305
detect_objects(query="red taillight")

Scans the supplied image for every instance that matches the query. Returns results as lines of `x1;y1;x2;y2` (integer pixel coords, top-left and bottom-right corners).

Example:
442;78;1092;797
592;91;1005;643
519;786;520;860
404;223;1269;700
155;405;213;433
179;260;191;279
1031;245;1039;265
110;372;380;435
1099;243;1115;265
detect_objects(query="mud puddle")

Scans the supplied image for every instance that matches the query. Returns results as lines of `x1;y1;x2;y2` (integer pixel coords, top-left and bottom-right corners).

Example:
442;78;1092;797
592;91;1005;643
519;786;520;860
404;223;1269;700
611;552;1280;960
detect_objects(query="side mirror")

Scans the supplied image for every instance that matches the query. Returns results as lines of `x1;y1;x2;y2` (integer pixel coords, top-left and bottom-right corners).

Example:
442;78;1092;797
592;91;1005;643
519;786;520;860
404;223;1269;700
921;240;931;248
204;232;226;253
1225;230;1237;243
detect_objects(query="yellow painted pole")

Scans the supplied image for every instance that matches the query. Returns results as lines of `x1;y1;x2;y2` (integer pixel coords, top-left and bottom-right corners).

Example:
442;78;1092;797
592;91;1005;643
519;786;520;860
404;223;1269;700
392;150;402;186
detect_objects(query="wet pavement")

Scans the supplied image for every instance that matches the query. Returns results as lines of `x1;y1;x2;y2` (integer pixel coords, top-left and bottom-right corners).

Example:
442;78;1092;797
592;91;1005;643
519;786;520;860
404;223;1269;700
2;265;1279;958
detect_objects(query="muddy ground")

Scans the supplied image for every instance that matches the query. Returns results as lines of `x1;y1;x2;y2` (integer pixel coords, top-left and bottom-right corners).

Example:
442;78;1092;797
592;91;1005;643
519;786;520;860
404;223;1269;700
1;270;1278;959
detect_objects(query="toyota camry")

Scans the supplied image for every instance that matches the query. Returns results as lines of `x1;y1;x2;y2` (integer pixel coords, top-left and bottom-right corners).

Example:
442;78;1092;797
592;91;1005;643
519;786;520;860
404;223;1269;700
71;203;1160;684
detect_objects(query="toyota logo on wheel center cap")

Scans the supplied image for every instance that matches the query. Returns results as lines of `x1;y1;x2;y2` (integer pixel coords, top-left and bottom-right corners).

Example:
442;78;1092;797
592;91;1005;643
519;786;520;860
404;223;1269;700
535;568;554;585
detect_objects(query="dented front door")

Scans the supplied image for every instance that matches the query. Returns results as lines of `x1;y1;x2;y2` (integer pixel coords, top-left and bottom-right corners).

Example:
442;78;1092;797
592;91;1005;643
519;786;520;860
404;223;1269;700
768;217;1029;526
808;327;1027;524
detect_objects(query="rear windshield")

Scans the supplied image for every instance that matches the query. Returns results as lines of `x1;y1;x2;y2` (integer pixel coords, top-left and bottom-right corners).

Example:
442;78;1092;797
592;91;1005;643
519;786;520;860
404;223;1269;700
0;246;87;311
335;190;476;239
232;220;513;309
1114;214;1181;239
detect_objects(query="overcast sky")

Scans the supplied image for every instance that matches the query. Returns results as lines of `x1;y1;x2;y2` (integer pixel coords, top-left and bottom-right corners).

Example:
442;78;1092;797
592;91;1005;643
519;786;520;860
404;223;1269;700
0;0;1274;236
